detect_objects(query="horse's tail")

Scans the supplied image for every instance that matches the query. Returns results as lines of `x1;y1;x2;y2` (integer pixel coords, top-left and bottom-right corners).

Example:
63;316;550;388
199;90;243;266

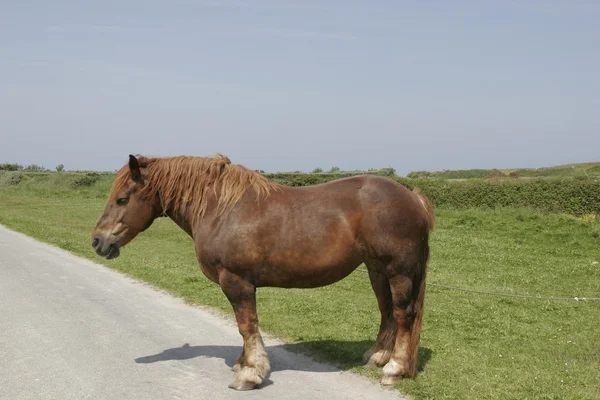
406;238;429;377
407;188;434;377
413;188;435;231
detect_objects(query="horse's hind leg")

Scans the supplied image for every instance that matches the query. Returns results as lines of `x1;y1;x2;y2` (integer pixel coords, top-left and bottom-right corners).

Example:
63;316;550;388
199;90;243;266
380;249;428;384
219;270;270;390
363;261;396;367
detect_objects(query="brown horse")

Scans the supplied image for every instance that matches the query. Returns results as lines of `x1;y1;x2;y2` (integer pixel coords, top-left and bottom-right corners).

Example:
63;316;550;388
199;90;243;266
91;154;435;390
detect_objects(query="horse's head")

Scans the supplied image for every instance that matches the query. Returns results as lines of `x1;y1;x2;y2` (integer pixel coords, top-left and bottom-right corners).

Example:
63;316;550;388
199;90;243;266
91;155;162;259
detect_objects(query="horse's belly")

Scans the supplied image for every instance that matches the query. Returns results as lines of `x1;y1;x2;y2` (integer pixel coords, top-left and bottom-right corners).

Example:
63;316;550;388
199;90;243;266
255;244;364;288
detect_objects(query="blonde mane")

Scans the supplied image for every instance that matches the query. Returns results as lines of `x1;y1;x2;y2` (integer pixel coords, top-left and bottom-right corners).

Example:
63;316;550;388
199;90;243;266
111;154;279;223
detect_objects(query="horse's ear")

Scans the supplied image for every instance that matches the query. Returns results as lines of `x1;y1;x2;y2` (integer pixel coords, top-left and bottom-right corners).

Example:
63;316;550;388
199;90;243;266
129;154;142;183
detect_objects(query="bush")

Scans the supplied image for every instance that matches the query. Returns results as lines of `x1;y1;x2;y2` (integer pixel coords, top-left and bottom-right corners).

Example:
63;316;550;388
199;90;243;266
72;173;100;188
0;163;23;171
0;171;24;187
56;164;65;172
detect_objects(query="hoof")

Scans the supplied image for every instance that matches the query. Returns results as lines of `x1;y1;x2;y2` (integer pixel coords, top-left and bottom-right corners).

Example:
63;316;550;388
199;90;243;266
228;366;264;391
380;374;401;385
364;349;391;368
362;347;376;363
365;359;381;368
381;359;407;385
228;380;259;391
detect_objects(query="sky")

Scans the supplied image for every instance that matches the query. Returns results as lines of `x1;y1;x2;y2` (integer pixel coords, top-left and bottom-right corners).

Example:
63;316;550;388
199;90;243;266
1;0;599;175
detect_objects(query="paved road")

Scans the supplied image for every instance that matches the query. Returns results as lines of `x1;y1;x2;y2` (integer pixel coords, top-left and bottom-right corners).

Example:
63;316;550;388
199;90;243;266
0;225;403;400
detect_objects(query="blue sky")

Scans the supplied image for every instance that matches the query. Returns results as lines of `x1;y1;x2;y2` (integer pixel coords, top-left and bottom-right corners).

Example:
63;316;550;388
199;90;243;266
1;0;598;175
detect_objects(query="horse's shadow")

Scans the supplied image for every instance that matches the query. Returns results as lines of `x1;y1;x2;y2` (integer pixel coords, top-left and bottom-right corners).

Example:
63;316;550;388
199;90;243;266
134;341;433;374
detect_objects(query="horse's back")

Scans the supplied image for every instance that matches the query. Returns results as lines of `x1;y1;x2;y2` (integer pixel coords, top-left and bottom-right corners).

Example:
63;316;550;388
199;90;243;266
301;174;424;215
277;174;431;248
287;174;414;201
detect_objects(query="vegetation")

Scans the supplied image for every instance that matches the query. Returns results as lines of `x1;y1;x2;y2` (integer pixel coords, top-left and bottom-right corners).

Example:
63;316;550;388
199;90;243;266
23;164;48;172
1;170;599;400
408;168;495;179
396;178;600;216
5;160;598;179
262;167;395;186
2;167;599;216
0;171;24;187
0;163;24;171
71;172;101;188
408;161;600;180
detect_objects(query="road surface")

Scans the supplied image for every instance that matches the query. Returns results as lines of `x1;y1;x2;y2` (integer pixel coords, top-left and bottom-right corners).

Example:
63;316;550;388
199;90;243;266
0;225;403;400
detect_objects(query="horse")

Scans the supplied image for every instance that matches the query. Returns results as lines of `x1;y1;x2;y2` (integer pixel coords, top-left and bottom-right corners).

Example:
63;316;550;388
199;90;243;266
91;153;435;391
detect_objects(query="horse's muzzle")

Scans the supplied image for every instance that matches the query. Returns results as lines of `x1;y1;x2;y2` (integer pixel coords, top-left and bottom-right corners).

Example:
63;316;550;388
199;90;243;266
92;235;121;259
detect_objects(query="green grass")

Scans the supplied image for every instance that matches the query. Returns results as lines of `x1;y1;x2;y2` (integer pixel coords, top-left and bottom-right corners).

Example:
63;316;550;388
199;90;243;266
1;187;599;400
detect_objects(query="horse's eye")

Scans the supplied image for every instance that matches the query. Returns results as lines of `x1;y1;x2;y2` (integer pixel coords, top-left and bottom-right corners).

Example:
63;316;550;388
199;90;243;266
116;198;129;206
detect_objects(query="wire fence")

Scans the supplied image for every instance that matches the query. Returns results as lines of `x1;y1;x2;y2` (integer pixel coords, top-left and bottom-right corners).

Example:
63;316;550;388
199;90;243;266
354;268;600;302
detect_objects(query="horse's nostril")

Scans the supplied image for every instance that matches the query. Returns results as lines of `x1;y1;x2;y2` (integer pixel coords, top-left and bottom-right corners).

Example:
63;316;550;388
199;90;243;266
92;237;100;249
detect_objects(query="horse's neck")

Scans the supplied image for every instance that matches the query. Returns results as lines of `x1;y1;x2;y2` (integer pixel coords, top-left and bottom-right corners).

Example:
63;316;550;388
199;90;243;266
161;180;254;238
159;180;219;238
166;208;195;238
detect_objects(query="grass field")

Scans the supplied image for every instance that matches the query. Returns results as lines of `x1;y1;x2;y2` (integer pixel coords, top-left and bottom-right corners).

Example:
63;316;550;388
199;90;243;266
1;182;600;399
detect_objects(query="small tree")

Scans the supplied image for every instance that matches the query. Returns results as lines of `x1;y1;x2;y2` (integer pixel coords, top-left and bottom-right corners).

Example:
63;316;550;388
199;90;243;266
329;166;340;173
312;167;323;173
56;164;65;172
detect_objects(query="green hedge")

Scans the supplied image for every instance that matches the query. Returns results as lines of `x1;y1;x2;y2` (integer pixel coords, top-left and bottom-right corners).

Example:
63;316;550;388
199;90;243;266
396;178;600;216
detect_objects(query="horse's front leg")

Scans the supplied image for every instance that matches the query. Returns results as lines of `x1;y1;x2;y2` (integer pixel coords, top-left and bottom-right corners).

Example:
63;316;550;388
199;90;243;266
232;344;244;372
219;269;270;390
